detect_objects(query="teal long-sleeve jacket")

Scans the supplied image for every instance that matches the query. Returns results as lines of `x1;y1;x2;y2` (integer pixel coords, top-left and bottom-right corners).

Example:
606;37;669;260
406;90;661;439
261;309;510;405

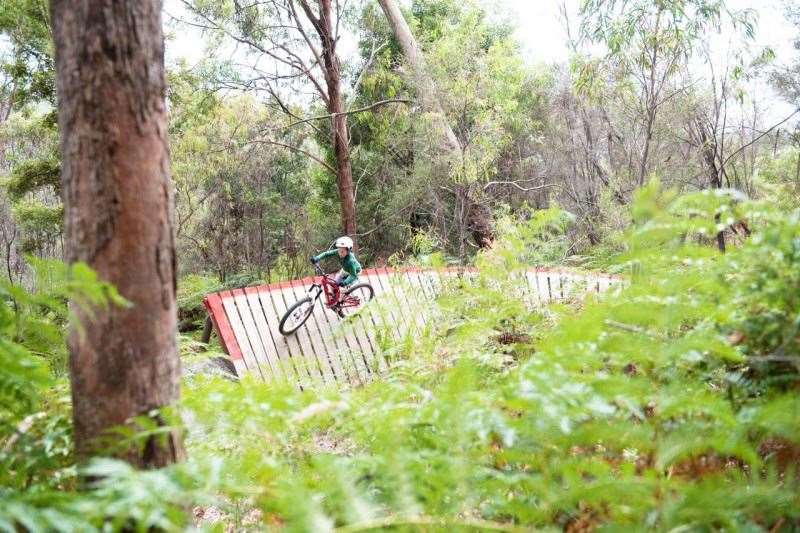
313;249;362;286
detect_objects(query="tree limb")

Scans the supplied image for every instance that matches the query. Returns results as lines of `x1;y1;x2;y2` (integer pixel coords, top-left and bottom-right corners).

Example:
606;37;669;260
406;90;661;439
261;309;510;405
483;181;556;192
347;40;388;110
721;108;800;170
248;139;336;174
279;98;411;131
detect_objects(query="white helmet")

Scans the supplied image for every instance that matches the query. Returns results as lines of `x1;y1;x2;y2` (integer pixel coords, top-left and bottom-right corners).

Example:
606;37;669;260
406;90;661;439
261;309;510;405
334;236;354;249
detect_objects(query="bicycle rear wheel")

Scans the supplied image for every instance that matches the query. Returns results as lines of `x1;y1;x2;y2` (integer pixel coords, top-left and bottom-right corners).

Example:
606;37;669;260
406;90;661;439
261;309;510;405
337;283;374;317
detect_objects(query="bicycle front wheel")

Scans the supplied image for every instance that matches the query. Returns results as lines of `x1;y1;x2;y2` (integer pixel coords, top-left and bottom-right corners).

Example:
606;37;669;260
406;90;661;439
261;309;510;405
279;296;315;335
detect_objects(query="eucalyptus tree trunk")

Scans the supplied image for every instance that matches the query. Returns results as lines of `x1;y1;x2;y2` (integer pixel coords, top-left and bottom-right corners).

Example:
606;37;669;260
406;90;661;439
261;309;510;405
319;0;356;237
376;0;461;155
296;0;357;237
377;0;494;252
51;0;184;467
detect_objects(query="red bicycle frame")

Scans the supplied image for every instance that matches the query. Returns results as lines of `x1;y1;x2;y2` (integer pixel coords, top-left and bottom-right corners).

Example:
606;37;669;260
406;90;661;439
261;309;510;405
311;264;360;309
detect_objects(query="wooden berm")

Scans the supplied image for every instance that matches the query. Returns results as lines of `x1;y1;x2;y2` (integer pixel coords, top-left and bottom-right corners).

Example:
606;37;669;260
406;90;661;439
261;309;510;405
203;267;620;388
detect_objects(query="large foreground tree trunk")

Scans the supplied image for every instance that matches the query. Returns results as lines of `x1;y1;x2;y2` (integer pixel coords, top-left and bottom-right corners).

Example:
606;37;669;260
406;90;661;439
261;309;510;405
51;0;184;467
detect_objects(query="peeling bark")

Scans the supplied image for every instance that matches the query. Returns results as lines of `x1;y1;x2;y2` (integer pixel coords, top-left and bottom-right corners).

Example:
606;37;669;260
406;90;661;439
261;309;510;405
51;0;184;467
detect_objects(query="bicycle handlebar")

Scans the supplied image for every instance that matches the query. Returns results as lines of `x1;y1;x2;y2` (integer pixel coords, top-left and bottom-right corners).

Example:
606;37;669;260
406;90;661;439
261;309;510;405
310;254;336;279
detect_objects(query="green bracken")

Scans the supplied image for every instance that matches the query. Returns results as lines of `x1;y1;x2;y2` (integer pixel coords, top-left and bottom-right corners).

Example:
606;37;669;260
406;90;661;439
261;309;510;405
1;185;798;531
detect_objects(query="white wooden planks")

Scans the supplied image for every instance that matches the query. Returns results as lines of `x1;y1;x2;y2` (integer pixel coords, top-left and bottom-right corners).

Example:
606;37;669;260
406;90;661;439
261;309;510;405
204;267;622;387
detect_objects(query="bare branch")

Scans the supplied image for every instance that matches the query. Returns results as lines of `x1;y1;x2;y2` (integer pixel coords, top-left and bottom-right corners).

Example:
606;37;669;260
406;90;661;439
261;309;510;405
483;181;556;192
721;108;800;170
266;23;329;103
279;98;410;131
247;139;336;174
180;0;330;104
347;40;389;110
265;86;325;136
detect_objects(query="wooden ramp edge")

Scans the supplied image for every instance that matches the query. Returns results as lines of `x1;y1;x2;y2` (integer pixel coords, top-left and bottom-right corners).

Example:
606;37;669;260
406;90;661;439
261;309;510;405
202;267;622;386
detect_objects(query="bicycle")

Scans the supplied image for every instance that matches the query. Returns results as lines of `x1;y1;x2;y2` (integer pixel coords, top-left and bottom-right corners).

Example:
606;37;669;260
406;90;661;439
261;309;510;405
278;262;375;335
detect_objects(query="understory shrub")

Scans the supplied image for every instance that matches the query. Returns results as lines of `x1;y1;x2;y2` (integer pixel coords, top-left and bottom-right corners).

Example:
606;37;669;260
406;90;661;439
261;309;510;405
1;184;798;531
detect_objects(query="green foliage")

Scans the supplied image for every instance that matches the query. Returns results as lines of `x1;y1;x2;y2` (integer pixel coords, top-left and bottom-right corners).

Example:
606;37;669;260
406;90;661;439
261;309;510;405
350;0;550;259
721;210;800;393
172;186;799;531
0;0;54;109
167;71;319;279
580;0;755;62
177;271;300;332
1;1;798;526
0;262;126;529
11;201;62;254
176;274;224;323
491;206;575;266
755;146;800;209
1;258;127;375
2;187;800;531
388;228;447;268
0;107;62;258
4;156;59;201
0;2;61;259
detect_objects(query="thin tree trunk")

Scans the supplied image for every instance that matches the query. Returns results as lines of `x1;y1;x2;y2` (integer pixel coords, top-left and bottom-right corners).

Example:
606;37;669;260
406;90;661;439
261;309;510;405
376;0;461;155
714;212;726;252
299;0;357;237
795;145;800;185
377;0;495;252
321;0;356;237
51;0;184;467
201;316;213;344
638;10;662;187
639;107;656;186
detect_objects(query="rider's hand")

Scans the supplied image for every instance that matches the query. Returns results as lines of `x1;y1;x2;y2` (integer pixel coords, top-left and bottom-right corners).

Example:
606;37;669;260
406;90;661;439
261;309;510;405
309;256;318;264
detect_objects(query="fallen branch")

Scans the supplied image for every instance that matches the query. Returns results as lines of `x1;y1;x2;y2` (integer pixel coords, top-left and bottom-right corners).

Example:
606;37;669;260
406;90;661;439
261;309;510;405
483;180;556;192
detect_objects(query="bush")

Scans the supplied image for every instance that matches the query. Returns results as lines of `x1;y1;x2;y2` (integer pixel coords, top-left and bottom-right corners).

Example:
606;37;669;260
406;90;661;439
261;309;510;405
2;187;798;531
177;185;799;530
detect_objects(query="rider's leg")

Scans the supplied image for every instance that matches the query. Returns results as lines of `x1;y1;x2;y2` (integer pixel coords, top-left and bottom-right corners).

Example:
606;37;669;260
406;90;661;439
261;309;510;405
334;270;347;303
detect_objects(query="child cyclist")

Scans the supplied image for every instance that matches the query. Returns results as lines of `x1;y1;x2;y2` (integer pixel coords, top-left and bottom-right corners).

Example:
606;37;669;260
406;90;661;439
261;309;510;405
310;236;362;292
